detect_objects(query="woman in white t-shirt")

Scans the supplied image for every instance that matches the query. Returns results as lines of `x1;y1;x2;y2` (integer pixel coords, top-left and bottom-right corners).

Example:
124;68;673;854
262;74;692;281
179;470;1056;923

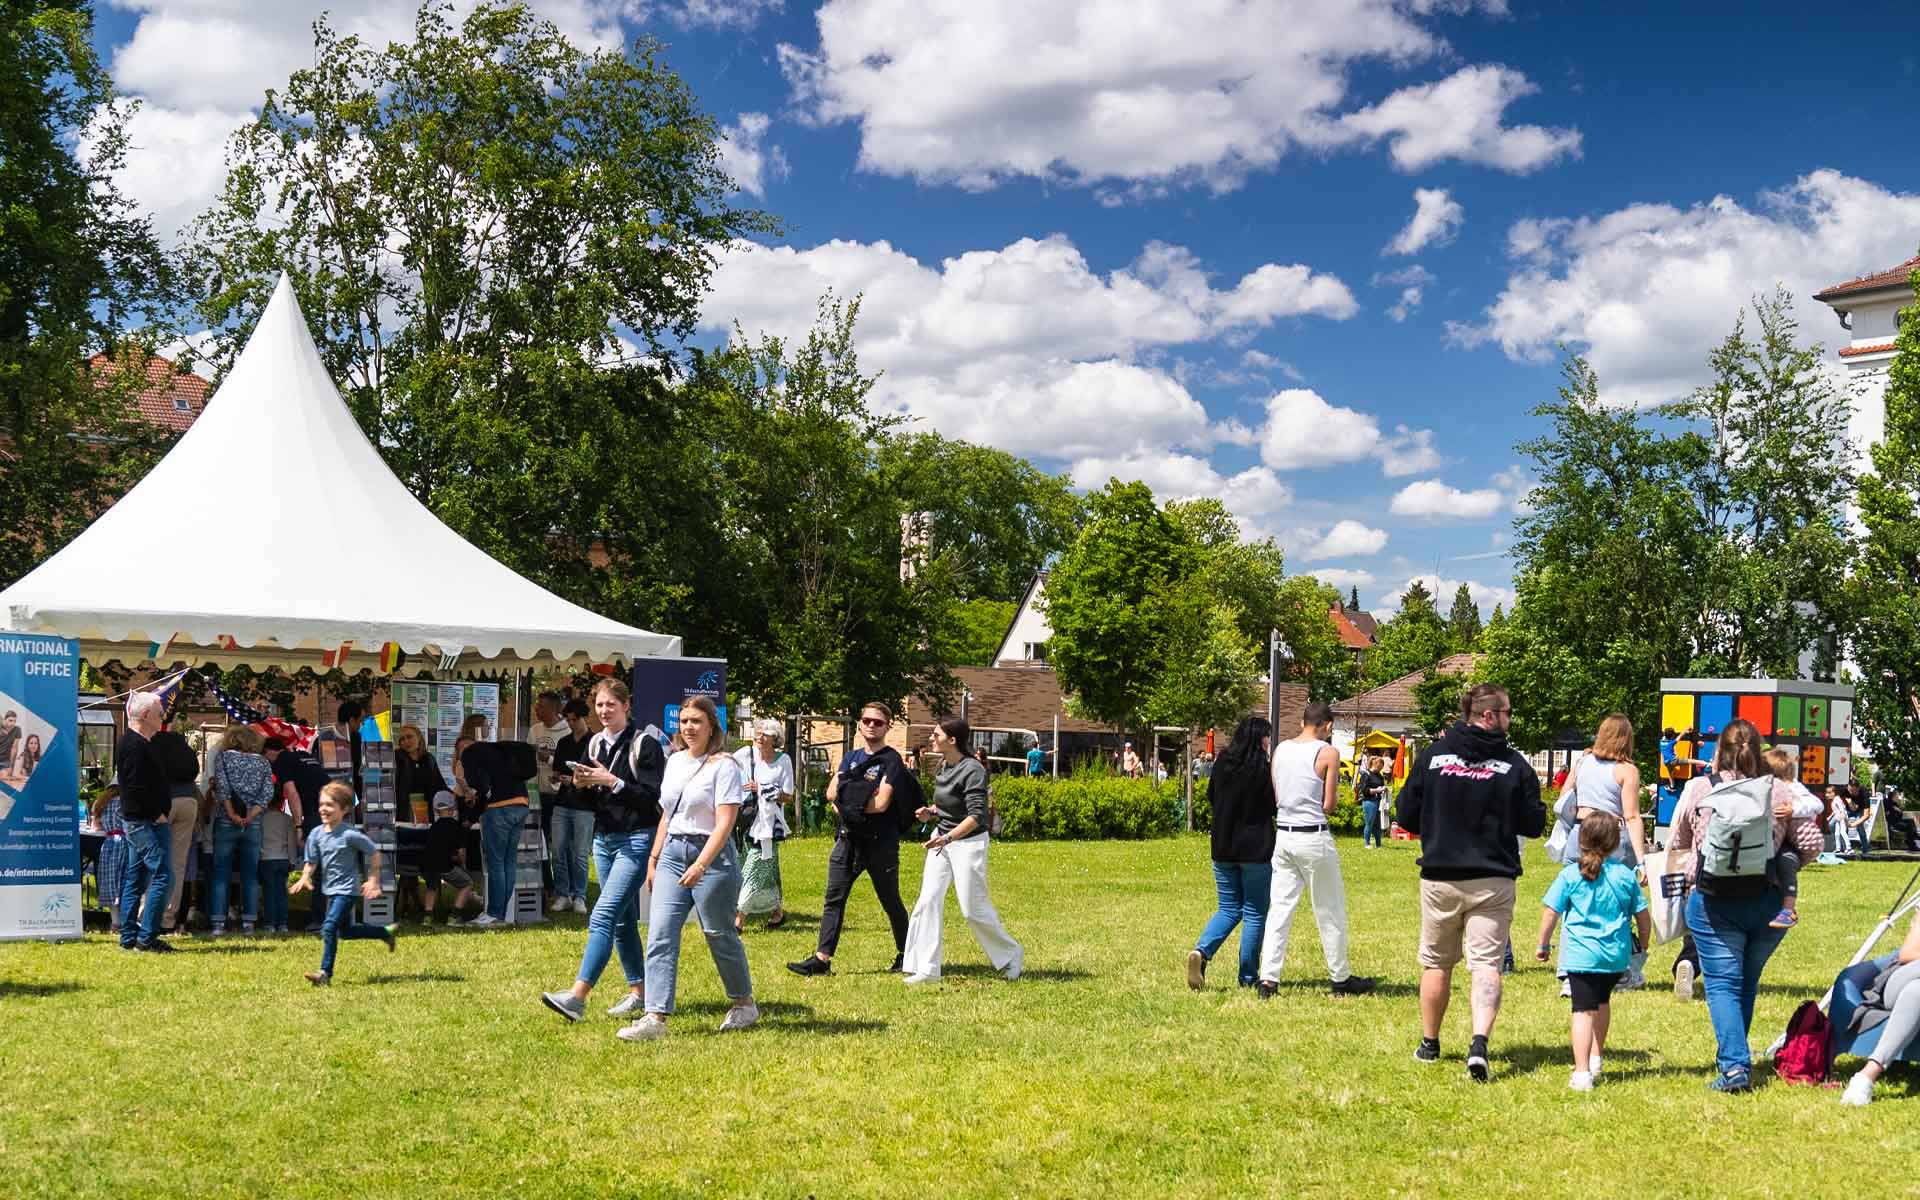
620;696;757;1042
732;718;795;932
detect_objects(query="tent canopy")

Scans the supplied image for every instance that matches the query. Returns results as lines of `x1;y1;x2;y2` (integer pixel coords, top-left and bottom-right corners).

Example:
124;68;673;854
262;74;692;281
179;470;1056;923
0;274;680;673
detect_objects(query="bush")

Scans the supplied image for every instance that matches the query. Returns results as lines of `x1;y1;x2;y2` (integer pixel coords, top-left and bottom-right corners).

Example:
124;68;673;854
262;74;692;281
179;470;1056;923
1191;778;1367;834
990;775;1181;841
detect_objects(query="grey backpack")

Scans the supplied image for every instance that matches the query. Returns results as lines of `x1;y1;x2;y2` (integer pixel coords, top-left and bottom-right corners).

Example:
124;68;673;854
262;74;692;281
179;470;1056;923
1695;773;1776;898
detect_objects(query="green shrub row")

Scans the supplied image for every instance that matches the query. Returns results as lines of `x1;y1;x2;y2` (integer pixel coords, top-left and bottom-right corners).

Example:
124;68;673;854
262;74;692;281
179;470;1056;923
987;776;1376;840
1189;779;1371;835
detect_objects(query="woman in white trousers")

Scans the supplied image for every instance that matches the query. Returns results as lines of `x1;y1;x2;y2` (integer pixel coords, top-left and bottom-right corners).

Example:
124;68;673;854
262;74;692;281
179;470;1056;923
901;715;1023;984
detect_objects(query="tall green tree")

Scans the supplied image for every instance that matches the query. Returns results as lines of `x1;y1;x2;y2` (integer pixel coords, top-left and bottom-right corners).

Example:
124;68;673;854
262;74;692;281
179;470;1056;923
0;0;180;588
1447;584;1482;648
1363;580;1453;686
184;1;771;640
1850;261;1920;800
1349;585;1361;611
1411;665;1471;736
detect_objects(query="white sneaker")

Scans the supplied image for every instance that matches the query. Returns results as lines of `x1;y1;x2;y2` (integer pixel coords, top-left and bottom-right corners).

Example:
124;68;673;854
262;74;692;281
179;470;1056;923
903;973;938;985
1674;959;1696;1001
718;1001;760;1032
468;914;501;929
1559;977;1572;999
1003;954;1024;982
1569;1070;1594;1092
1841;1072;1875;1107
616;1014;668;1042
572;897;589;914
549;897;570;913
1589;1054;1603;1078
606;993;645;1017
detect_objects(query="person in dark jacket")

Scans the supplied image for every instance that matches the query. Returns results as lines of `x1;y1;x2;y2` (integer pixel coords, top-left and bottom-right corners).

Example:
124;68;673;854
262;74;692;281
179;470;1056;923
1186;715;1276;989
116;691;177;951
461;737;532;927
1398;683;1545;1082
394;724;449;824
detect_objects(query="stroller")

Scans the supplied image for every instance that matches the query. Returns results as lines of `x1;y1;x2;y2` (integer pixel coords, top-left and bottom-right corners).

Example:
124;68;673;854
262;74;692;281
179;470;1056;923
1770;862;1920;1065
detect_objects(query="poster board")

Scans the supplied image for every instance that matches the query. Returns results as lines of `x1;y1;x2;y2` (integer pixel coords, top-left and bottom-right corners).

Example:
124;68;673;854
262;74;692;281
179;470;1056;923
0;635;81;940
389;681;500;783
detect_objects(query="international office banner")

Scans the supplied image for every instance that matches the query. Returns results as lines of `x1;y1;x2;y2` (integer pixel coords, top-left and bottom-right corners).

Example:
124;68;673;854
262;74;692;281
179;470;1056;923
629;657;727;736
0;635;81;940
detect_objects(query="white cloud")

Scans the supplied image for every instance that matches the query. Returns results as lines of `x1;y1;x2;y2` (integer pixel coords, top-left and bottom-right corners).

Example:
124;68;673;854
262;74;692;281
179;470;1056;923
1211;418;1260;448
1450;170;1920;407
105;104;250;244
1378;425;1445;476
1305;520;1390;560
717;112;790;197
1385;187;1464;255
1387;287;1424;322
779;1;1567;191
1068;449;1293;536
1324;65;1581;174
1389;478;1504;518
656;0;784;29
1254;389;1443;478
1309;567;1377;591
1374;574;1515;615
1491;466;1537;513
701;235;1354;459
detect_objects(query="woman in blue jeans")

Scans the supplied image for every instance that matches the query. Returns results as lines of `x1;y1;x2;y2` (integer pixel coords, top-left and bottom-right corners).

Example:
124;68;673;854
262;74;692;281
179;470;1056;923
620;696;757;1042
1667;719;1823;1092
461;731;530;927
1187;716;1275;989
206;726;277;935
540;679;668;1022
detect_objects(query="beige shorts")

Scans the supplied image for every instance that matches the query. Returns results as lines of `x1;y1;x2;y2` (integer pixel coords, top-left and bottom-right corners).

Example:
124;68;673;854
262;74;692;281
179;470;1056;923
1419;877;1517;971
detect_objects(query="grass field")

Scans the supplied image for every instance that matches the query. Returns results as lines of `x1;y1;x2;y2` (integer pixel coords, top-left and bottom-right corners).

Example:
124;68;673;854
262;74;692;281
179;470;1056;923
5;833;1918;1198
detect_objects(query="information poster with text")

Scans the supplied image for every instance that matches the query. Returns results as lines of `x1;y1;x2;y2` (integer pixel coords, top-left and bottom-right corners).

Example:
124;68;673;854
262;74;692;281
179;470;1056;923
0;634;81;940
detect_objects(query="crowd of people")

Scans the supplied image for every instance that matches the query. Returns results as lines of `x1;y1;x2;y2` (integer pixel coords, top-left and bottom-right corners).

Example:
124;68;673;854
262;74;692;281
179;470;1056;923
92;676;1919;1091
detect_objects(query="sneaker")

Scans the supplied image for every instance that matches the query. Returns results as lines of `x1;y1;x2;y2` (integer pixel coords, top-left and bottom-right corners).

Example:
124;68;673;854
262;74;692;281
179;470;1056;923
1674;959;1696;1001
542;991;587;1022
903;973;937;985
718;1001;760;1032
1413;1037;1441;1064
241;923;255;936
1559;977;1572;999
889;953;905;974
1256;980;1279;1001
208;926;225;938
1708;1068;1752;1093
273;925;289;934
468;914;502;929
616;1014;668;1042
1769;909;1799;929
382;924;398;952
606;993;645;1017
1467;1040;1491;1083
1589;1054;1603;1078
140;939;176;954
1330;975;1377;996
305;971;331;987
1841;1072;1875;1107
550;897;570;913
787;956;831;978
572;897;590;914
1002;954;1023;982
1569;1070;1594;1092
1186;949;1207;991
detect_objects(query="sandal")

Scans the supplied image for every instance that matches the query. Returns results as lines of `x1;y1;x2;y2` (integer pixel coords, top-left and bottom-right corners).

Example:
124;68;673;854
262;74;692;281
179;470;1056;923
1769;909;1799;929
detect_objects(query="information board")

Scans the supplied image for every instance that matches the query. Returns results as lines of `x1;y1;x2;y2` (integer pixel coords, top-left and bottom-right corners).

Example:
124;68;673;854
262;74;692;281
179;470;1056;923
0;635;81;940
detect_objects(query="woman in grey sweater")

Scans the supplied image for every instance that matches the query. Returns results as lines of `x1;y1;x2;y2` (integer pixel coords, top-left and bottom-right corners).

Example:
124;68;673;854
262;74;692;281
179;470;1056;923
900;715;1023;984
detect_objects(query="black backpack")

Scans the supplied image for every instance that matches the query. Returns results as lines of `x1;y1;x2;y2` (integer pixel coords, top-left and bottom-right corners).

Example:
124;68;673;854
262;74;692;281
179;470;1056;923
836;747;921;834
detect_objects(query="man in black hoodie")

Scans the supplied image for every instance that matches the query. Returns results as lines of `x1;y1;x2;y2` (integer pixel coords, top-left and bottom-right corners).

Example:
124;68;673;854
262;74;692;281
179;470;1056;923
1397;683;1544;1082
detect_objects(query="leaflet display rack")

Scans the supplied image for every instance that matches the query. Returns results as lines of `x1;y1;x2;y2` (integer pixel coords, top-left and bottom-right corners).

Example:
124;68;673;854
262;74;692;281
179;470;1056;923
358;740;399;925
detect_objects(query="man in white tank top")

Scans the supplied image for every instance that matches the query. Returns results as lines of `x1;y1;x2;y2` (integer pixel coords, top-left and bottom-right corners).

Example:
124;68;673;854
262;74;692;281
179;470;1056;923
1257;702;1377;997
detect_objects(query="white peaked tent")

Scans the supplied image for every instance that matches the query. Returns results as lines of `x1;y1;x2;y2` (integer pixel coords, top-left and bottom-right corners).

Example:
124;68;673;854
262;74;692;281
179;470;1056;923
0;274;681;673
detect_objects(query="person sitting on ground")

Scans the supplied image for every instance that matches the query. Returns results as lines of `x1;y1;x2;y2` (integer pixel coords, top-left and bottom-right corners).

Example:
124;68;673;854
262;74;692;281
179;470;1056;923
1840;906;1920;1106
1536;813;1651;1092
1760;748;1825;929
421;791;479;924
1885;790;1920;852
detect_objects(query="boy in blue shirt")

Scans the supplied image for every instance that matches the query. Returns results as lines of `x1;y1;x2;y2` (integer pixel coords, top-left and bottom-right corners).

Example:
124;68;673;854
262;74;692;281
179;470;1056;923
291;782;396;985
1536;812;1650;1092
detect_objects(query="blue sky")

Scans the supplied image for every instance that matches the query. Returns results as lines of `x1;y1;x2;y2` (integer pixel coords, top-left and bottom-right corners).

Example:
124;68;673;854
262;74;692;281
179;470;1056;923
92;1;1920;615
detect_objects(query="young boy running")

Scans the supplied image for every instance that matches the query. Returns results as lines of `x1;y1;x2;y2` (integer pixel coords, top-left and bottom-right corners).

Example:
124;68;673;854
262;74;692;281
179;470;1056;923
290;782;396;985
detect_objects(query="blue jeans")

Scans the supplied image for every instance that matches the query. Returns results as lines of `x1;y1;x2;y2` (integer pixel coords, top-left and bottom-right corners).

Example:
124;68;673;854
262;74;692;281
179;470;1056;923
210;820;262;927
259;858;291;928
644;835;752;1014
319;893;387;975
1361;801;1383;847
1686;888;1788;1075
482;805;528;920
1195;861;1273;986
551;807;597;901
579;829;654;990
119;819;174;947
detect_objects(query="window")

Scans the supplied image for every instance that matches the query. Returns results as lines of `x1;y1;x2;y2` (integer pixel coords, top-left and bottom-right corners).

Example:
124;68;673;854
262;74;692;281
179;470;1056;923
173;396;189;411
1024;641;1049;662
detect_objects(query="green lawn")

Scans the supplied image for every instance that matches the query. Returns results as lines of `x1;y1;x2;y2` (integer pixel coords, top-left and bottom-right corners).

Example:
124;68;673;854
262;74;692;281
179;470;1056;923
5;834;1917;1198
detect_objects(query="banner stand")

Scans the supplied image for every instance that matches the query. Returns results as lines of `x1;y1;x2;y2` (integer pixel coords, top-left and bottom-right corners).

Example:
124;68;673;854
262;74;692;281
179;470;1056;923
0;635;83;941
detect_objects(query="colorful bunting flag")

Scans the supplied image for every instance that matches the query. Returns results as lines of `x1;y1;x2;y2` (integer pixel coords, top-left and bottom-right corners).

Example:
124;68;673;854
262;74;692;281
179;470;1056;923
320;640;354;670
144;633;175;663
378;642;405;673
359;711;393;743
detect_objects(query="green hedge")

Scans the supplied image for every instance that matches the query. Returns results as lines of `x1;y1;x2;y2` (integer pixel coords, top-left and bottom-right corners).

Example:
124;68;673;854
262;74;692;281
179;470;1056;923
988;776;1371;840
1190;778;1368;834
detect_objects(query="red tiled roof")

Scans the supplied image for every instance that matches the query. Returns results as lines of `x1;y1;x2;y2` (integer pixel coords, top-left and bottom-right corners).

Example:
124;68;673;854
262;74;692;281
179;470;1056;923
1328;604;1374;650
88;351;210;433
1839;341;1898;359
1332;653;1480;717
1347;609;1379;639
1814;255;1920;302
906;667;1307;742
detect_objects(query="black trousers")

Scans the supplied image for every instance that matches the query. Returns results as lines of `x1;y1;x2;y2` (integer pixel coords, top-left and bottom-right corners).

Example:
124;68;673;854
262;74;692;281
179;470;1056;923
816;828;909;958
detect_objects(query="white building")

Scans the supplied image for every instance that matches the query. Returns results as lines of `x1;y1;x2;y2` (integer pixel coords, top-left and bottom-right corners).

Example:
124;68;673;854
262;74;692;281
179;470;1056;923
992;572;1054;667
1814;252;1918;464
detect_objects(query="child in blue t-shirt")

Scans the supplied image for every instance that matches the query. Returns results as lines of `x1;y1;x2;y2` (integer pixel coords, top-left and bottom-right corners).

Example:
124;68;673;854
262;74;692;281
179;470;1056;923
290;782;396;986
1536;813;1650;1092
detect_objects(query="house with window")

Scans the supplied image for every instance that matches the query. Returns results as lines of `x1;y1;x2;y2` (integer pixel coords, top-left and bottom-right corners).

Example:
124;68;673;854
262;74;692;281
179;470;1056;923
87;349;211;433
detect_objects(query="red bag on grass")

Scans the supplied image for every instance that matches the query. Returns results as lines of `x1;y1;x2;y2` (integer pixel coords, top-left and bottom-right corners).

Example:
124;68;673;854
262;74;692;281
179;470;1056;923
1774;1000;1833;1084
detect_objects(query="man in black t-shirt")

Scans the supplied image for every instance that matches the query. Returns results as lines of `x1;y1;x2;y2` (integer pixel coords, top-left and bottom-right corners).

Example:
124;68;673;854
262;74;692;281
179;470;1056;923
788;701;912;977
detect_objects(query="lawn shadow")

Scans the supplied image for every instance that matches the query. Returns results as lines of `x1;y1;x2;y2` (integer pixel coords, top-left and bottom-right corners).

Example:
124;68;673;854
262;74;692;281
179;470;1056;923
1256;977;1417;998
0;980;85;999
364;971;467;984
192;943;274;954
745;913;818;933
941;963;1093;984
1495;1042;1704;1081
673;999;887;1036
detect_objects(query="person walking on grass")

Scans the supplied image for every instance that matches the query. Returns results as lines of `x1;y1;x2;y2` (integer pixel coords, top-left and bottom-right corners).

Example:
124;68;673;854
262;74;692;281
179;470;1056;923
541;679;667;1024
1186;715;1275;990
1356;754;1388;849
1536;813;1650;1092
1256;703;1376;999
619;696;758;1042
289;783;396;986
1547;714;1649;992
733;718;795;933
1398;683;1545;1082
901;716;1023;985
788;701;913;978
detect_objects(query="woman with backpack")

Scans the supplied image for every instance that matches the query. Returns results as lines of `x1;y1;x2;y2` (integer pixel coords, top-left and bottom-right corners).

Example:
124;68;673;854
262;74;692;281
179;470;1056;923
1185;715;1275;989
1667;719;1823;1092
900;715;1024;985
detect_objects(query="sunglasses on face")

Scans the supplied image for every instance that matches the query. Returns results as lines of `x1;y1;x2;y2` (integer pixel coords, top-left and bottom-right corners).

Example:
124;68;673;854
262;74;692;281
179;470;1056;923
858;717;888;727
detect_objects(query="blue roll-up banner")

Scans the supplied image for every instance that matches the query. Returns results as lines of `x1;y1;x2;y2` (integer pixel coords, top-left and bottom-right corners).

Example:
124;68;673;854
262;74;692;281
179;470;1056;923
0;635;81;940
627;657;726;736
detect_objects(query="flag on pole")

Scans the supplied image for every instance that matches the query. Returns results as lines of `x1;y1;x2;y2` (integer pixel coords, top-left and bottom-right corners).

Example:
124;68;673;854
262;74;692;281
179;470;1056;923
150;674;186;723
378;642;405;673
204;672;315;751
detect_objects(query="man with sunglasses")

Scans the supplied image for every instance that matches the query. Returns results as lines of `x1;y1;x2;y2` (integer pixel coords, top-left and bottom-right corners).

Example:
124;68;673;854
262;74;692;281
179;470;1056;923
788;701;913;977
1398;683;1544;1083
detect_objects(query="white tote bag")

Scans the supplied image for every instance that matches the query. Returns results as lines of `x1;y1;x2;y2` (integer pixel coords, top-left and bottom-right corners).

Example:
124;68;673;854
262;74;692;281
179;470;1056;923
1642;847;1688;945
